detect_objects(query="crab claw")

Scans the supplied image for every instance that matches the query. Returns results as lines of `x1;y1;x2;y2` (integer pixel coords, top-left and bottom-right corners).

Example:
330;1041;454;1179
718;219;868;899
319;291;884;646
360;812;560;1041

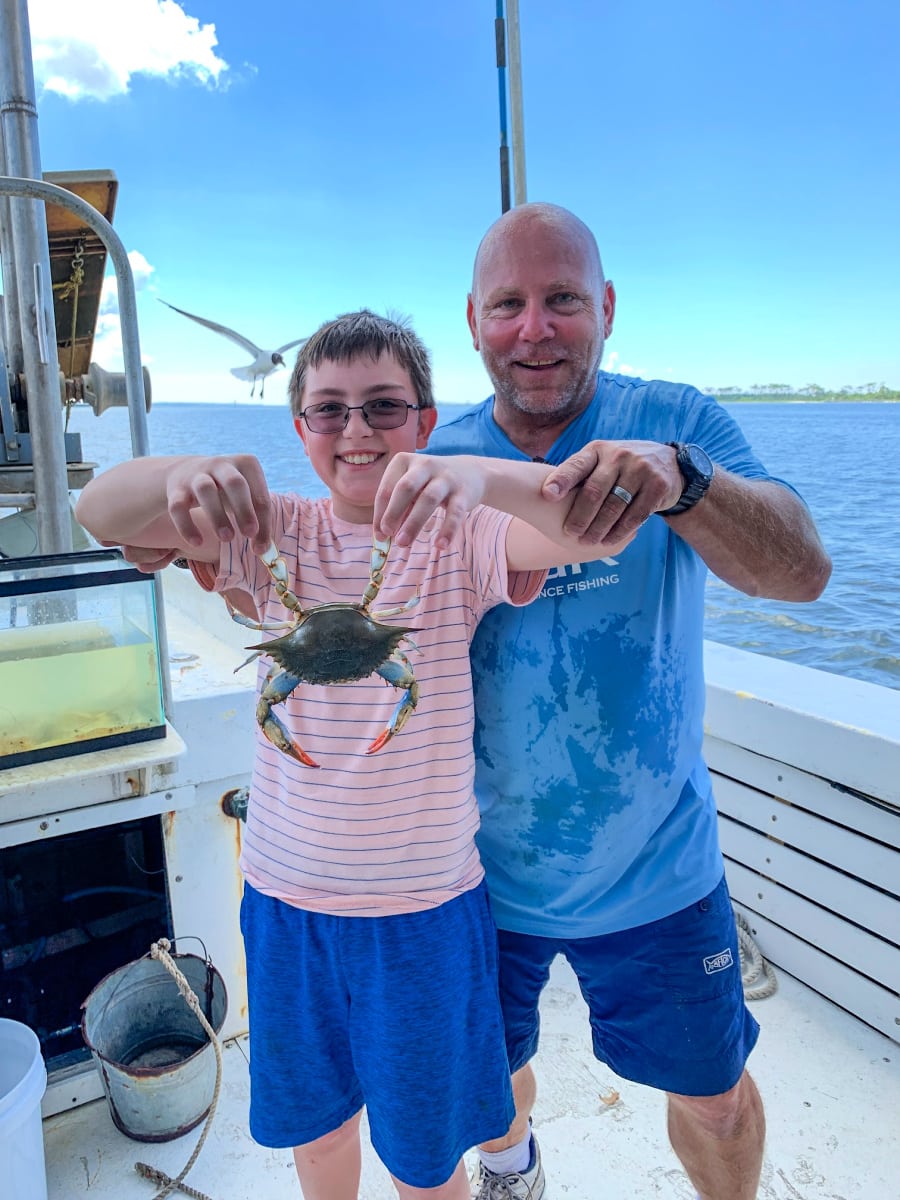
256;671;320;767
366;658;418;755
366;727;397;755
257;700;320;768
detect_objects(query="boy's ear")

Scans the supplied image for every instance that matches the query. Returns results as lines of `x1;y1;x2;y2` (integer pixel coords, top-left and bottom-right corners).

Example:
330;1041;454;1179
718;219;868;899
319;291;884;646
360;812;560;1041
293;415;310;454
416;407;439;449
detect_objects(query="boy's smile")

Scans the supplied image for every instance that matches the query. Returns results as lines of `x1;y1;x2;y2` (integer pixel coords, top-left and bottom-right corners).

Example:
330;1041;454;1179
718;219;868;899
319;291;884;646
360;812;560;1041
294;352;437;524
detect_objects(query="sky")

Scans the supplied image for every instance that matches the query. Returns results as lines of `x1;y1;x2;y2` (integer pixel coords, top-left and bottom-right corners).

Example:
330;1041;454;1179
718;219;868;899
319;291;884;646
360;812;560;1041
9;0;900;405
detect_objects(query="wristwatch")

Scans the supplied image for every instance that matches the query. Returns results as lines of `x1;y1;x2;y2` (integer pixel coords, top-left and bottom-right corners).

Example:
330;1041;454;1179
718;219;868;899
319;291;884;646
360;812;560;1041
659;442;714;516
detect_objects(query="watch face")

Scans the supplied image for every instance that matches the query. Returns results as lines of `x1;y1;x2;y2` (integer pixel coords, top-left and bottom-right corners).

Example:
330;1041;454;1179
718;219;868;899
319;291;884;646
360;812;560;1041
685;444;713;480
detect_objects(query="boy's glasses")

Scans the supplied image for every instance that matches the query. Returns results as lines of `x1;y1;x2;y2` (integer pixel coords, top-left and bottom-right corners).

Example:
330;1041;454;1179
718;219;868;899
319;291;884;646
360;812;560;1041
299;398;420;434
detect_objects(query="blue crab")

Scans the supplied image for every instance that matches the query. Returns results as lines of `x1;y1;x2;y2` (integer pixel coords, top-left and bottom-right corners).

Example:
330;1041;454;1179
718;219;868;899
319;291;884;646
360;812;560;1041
230;536;420;768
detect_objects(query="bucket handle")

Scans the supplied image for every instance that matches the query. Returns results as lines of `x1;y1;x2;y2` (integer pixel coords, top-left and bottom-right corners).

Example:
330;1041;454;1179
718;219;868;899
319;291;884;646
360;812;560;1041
167;935;210;965
84;935;215;1039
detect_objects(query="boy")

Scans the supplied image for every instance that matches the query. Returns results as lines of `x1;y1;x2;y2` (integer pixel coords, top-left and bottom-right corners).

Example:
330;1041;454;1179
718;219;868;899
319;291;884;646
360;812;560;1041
75;310;632;1200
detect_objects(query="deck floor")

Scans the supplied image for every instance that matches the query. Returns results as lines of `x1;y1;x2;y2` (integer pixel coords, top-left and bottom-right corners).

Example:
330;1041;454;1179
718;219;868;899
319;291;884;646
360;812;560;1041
43;959;898;1200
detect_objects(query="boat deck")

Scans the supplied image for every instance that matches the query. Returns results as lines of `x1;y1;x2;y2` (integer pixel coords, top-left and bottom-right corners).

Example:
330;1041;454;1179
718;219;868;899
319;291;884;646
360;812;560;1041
43;957;898;1200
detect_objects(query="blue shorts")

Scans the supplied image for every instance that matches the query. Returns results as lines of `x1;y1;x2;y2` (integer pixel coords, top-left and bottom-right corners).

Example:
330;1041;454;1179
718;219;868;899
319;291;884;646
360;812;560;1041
240;881;515;1188
496;876;759;1097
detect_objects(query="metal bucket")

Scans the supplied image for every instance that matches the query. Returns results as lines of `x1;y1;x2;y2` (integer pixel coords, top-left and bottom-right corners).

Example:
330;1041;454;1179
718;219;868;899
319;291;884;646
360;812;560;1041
81;951;227;1142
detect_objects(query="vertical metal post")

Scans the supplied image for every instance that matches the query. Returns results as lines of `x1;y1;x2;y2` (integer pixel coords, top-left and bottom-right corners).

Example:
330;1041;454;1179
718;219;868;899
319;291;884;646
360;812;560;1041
0;0;72;553
0;130;25;376
506;0;528;206
495;1;511;213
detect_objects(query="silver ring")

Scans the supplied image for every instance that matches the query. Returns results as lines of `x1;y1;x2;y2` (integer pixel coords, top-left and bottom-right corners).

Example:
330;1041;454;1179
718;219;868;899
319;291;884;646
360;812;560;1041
611;484;633;505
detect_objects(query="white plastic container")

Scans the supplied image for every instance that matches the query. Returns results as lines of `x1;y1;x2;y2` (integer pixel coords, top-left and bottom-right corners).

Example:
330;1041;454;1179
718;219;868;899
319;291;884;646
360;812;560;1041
0;1019;48;1200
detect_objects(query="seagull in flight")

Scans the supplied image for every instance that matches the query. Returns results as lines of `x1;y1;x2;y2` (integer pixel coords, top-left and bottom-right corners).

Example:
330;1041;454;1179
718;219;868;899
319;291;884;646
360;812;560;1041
160;300;307;398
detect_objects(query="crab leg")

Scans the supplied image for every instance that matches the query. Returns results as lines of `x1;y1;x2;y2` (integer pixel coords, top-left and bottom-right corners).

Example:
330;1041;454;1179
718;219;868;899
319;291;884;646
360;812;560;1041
366;653;419;755
229;610;294;633
224;600;296;673
371;593;420;621
257;667;319;768
360;535;392;611
363;537;421;620
261;542;304;614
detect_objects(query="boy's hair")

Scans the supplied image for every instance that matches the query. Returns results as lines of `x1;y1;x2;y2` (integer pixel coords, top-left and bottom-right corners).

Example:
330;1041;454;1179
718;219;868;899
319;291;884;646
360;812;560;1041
288;309;435;417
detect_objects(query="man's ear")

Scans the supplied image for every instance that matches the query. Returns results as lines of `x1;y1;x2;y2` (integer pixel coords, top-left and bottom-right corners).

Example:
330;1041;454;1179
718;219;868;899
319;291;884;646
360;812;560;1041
293;415;310;454
467;294;480;351
416;407;439;449
603;280;616;339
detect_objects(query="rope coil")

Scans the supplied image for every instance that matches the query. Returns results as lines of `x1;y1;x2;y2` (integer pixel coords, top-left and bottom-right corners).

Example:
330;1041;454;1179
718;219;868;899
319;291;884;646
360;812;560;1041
734;908;778;1001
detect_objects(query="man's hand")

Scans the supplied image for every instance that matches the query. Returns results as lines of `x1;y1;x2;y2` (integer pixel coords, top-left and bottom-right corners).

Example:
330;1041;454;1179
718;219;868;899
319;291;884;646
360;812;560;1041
374;453;487;548
542;440;682;544
164;454;273;555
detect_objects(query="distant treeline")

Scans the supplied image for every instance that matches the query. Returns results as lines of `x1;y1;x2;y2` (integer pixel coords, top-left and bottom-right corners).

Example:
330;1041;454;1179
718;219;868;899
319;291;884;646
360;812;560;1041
710;384;899;402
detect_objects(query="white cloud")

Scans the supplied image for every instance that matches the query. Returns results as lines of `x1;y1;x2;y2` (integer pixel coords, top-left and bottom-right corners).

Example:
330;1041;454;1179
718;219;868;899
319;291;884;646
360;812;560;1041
92;250;156;368
98;249;155;313
28;0;228;100
604;350;641;378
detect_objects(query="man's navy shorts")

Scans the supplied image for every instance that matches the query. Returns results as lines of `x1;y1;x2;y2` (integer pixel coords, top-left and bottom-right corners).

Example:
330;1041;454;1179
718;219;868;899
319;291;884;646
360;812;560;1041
496;875;760;1096
240;881;515;1188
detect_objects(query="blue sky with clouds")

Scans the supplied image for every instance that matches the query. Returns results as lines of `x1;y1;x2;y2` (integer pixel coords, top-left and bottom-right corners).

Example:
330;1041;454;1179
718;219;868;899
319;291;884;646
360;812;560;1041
18;0;900;404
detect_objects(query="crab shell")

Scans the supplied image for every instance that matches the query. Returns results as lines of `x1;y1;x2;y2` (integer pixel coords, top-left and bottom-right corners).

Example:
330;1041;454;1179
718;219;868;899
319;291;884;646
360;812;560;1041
245;603;419;686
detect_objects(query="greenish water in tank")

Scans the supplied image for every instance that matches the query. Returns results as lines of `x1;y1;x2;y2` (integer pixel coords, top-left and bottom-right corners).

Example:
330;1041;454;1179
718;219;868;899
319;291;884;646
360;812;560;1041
0;550;165;768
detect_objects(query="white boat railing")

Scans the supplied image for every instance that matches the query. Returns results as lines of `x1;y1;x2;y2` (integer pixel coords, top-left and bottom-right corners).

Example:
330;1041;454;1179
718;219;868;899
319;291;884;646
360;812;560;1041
704;640;899;1042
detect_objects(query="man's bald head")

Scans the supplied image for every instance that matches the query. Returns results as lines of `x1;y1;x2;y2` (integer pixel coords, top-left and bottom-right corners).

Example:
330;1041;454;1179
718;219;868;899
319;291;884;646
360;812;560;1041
471;202;605;302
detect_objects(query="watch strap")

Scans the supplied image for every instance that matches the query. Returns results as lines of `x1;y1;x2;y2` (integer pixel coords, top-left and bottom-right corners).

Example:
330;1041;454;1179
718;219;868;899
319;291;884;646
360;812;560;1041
659;442;713;517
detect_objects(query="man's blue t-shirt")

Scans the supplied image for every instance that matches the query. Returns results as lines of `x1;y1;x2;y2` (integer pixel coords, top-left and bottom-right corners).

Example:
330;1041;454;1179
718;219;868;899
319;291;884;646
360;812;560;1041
428;373;784;938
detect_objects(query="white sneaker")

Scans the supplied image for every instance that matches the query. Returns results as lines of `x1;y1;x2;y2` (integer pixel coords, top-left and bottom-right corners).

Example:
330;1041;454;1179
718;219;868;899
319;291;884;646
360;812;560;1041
471;1135;545;1199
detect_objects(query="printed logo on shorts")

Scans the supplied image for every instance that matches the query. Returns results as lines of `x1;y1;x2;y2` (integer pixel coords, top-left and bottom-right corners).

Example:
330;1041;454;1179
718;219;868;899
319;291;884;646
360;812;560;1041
703;948;734;975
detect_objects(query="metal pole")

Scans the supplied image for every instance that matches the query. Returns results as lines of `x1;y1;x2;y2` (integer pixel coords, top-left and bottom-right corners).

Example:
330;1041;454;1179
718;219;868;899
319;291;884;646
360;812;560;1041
0;130;25;376
506;0;528;206
0;175;173;718
0;0;71;553
495;1;511;213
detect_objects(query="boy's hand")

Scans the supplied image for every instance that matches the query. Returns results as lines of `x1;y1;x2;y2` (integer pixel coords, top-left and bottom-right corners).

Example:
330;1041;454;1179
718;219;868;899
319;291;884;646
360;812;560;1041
374;453;486;548
96;538;180;574
166;454;272;554
117;544;183;573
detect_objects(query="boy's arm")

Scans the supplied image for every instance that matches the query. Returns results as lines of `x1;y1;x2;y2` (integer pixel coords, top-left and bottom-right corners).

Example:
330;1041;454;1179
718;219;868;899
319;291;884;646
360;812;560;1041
373;453;634;569
74;454;273;564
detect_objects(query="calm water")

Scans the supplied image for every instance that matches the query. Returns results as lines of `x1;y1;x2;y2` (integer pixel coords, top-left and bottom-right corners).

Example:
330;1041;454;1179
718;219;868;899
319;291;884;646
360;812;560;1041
67;400;900;692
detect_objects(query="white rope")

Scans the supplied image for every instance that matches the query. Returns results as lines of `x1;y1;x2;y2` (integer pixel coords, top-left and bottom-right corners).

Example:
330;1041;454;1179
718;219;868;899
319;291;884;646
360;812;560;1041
132;939;222;1200
734;908;778;1000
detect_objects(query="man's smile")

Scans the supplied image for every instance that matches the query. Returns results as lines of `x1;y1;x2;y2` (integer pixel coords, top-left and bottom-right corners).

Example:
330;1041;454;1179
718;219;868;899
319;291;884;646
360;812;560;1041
514;358;565;371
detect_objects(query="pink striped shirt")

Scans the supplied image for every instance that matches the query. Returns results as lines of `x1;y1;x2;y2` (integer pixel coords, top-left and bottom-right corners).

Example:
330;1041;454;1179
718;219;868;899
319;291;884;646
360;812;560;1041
195;494;544;916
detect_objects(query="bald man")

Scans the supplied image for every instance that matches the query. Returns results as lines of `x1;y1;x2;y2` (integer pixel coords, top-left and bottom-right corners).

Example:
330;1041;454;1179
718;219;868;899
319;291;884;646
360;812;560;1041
428;203;831;1200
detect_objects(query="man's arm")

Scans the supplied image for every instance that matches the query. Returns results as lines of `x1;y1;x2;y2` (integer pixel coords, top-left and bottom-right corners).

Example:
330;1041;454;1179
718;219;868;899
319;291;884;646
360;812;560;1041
659;470;830;600
74;453;273;564
373;452;635;569
539;440;831;601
